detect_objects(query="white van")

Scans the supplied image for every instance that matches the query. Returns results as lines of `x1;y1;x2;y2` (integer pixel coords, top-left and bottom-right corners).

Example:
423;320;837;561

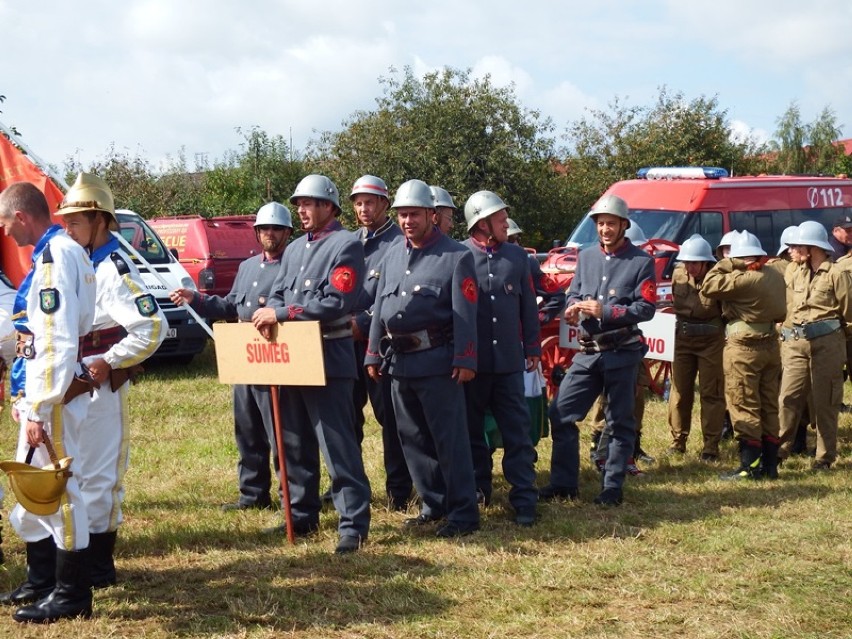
116;209;209;364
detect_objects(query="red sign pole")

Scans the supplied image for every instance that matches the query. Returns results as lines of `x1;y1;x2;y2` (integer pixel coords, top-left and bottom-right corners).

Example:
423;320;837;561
270;385;295;544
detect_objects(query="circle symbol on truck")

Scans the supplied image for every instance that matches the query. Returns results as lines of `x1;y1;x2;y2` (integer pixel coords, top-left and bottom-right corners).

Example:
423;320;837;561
807;187;818;208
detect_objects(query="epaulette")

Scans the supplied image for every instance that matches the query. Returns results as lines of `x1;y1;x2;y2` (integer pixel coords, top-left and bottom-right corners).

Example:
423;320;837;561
42;244;53;264
110;252;131;275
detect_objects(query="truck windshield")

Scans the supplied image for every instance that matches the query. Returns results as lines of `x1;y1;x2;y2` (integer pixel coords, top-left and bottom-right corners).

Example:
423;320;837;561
116;212;171;265
566;210;717;248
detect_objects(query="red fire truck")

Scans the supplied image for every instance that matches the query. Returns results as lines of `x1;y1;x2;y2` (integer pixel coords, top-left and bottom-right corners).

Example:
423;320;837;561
539;166;852;396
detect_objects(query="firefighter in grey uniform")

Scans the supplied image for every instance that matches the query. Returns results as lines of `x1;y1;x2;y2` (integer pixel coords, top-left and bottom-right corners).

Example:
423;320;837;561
365;179;480;538
506;218;566;325
539;194;655;506
170;202;293;510
252;175;371;554
349;175;412;510
462;192;540;525
431;186;457;236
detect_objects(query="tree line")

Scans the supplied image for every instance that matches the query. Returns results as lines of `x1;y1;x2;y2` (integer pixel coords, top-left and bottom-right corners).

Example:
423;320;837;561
13;66;848;250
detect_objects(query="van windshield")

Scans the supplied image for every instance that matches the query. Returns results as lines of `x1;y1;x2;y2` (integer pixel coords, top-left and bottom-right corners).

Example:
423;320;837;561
566;210;712;248
116;212;171;265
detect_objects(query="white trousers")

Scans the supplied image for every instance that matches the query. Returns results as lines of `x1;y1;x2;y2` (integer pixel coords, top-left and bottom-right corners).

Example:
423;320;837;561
76;378;130;533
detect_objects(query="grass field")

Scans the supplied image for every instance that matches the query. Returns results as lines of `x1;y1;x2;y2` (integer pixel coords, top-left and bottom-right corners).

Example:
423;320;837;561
0;343;850;638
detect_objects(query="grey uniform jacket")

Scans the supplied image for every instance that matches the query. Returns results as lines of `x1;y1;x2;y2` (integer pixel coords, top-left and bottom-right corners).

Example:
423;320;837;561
195;253;282;322
267;220;365;379
567;241;656;370
463;238;541;373
352;218;403;338
365;229;478;378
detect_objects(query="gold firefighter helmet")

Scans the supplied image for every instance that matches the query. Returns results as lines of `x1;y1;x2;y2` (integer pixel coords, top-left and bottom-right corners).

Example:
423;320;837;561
0;456;74;516
56;172;118;231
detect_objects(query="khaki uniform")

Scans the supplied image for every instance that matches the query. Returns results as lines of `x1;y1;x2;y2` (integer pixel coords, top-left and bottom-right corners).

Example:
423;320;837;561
667;263;726;455
702;258;786;443
833;252;852;379
778;260;852;465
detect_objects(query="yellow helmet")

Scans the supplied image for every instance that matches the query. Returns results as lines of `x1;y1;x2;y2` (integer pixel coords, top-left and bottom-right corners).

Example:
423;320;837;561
57;172;118;230
0;456;74;516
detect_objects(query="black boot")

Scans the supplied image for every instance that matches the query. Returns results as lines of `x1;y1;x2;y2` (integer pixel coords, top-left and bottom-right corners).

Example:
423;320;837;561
761;437;780;480
13;548;92;623
720;412;734;440
89;532;118;589
0;537;56;606
720;441;762;481
589;430;602;463
790;421;808;455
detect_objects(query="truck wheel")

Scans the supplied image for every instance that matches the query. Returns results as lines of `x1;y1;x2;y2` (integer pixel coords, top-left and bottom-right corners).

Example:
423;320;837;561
540;335;574;400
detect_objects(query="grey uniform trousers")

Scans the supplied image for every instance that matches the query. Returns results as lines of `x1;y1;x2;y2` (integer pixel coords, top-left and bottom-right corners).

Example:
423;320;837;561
392;375;479;526
280;380;371;538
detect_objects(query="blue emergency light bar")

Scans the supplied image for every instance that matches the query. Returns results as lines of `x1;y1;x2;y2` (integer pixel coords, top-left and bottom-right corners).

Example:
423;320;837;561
637;166;729;180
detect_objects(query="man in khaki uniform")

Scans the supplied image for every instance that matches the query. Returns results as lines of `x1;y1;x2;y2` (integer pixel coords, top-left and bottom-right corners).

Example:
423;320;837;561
702;231;787;480
777;221;852;471
767;225;811;455
830;215;852;391
667;234;726;461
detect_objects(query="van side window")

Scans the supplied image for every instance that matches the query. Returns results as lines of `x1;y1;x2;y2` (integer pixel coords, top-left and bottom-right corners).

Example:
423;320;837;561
731;208;852;256
698;212;723;248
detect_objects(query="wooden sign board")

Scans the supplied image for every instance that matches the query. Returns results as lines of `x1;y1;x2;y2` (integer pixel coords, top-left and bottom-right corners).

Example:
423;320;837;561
213;321;326;385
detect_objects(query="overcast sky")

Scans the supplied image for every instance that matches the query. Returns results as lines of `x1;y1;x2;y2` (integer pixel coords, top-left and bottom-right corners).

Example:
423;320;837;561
2;1;851;173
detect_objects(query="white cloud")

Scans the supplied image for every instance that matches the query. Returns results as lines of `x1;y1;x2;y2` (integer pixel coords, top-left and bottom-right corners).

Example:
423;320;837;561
3;0;852;172
730;119;770;146
470;56;534;96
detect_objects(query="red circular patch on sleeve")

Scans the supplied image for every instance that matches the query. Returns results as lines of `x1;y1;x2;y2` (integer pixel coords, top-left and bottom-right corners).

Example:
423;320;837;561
462;277;478;303
331;266;356;293
641;279;656;303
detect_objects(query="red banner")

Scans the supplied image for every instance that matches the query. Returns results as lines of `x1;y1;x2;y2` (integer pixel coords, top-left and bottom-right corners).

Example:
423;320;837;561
0;133;65;285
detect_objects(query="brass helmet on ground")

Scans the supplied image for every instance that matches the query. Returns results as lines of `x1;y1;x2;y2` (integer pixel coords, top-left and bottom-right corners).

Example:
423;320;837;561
0;456;74;516
57;172;118;230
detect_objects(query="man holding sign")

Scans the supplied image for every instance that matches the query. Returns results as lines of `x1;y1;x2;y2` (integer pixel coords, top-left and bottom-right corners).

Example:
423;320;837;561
252;175;370;554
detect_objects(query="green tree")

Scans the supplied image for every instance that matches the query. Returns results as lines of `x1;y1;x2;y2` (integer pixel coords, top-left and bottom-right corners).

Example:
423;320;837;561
564;87;766;228
64;146;202;218
65;127;304;219
769;102;844;175
201;126;304;216
308;66;570;248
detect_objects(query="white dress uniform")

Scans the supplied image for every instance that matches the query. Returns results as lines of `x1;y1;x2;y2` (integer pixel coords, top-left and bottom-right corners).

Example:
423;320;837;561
10;227;96;551
79;239;167;534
